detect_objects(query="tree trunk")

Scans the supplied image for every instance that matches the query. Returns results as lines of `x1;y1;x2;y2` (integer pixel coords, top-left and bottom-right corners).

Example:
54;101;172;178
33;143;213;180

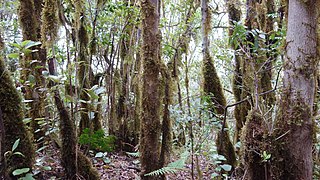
272;1;319;179
201;0;236;170
139;0;162;179
0;37;34;178
19;0;47;144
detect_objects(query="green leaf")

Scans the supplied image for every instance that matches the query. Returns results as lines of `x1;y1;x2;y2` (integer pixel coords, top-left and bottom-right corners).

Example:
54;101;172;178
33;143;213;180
95;152;104;158
22;173;35;180
23;40;41;49
42;166;52;171
42;70;49;77
23;118;32;124
28;75;36;84
47;75;61;83
12;139;20;152
85;89;99;100
103;157;111;164
220;164;232;172
12;168;30;176
13;152;25;157
8;53;20;59
211;172;219;178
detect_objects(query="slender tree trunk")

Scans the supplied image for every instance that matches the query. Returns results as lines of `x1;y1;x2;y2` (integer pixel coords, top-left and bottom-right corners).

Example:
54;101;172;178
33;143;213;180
19;0;46;143
201;0;236;170
226;0;242;143
140;0;162;179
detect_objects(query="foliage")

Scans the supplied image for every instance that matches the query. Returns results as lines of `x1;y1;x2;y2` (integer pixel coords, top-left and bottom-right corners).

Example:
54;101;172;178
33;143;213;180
144;151;189;176
4;139;35;180
79;128;116;152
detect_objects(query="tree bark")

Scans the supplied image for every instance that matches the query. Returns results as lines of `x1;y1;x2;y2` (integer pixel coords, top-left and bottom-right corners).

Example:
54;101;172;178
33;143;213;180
202;0;236;170
272;1;319;179
139;0;162;179
0;39;34;178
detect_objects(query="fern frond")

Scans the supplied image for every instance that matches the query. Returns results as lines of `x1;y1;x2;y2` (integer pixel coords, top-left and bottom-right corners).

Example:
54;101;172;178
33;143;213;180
126;152;140;157
144;150;189;176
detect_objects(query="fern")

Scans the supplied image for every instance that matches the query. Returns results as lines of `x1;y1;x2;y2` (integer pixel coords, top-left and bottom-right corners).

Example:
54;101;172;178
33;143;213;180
144;151;189;176
126;152;140;157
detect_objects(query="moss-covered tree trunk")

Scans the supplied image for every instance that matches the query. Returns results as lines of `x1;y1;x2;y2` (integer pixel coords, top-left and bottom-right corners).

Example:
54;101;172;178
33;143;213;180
19;0;47;143
72;0;93;134
271;1;319;179
140;0;162;179
226;0;242;143
201;0;236;170
0;36;34;178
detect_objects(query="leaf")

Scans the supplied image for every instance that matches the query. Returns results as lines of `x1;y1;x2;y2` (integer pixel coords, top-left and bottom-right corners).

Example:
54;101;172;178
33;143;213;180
23;118;32;124
42;166;52;171
12;139;20;152
126;152;140;157
24;41;41;49
94;87;106;95
220;164;232;172
47;75;61;83
28;75;36;84
103;157;111;164
8;53;20;59
13;152;25;157
42;70;49;77
95;152;104;158
23;173;35;180
85;89;99;100
211;172;219;178
36;145;48;153
23;100;34;103
12;168;30;176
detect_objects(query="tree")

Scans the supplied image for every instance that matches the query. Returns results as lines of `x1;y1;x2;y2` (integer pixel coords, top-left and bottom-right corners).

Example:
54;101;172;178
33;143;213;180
271;1;319;179
139;0;162;179
18;0;47;143
0;34;34;178
201;0;236;170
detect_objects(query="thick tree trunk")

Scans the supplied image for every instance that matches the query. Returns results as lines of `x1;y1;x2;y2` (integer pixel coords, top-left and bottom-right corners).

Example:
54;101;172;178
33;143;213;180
139;0;162;179
272;1;319;179
0;40;34;178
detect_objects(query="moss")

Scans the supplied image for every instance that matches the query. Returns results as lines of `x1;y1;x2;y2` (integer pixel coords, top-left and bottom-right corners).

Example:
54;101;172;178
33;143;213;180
77;152;100;180
240;109;271;179
202;53;226;114
140;1;162;179
41;0;59;48
202;49;236;171
18;0;38;41
54;91;77;179
0;57;34;177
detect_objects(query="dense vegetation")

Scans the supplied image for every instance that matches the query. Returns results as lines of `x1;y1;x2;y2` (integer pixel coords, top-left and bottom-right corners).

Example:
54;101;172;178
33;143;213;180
0;0;319;179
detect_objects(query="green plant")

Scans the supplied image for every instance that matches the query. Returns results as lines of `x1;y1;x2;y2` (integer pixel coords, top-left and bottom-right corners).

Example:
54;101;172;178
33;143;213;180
4;139;35;180
144;151;189;177
79;128;116;152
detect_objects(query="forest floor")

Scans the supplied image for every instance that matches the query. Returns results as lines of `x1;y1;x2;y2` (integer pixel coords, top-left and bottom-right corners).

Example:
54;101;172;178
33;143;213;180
35;143;215;180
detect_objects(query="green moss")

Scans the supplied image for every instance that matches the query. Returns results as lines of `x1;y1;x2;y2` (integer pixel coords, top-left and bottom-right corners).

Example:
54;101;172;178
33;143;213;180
240;109;271;179
18;0;38;41
202;53;226;114
0;57;34;177
41;0;59;48
78;152;100;180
